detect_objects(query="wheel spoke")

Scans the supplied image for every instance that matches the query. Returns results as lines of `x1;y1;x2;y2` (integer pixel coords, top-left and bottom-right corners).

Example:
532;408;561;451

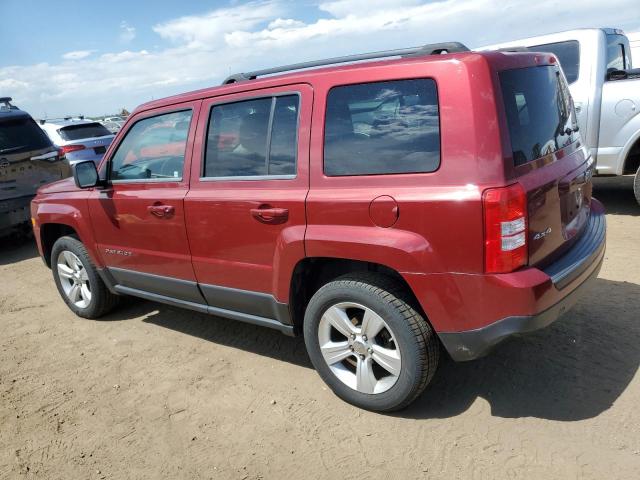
78;268;89;282
323;306;356;338
320;341;353;365
68;284;81;303
80;284;91;302
63;251;79;270
371;345;401;376
356;357;377;394
57;263;74;279
361;308;385;339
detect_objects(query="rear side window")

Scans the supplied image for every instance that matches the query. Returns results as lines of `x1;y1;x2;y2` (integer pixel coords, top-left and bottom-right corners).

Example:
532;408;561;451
500;65;579;166
58;122;112;141
110;110;192;181
203;95;299;178
528;41;580;83
324;79;440;176
606;34;629;72
0;116;51;152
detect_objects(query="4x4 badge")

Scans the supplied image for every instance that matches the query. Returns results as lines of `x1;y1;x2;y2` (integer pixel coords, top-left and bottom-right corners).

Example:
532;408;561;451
533;227;552;240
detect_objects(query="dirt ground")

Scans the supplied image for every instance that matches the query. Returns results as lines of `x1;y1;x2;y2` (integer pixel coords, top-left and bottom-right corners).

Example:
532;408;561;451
1;177;639;480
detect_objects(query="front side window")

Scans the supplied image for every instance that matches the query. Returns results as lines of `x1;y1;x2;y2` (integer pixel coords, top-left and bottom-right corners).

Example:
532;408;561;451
529;41;580;84
203;95;299;178
323;79;440;176
500;65;579;166
110;110;192;181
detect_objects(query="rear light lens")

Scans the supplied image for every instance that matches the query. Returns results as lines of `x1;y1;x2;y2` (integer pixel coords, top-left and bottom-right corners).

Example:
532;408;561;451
60;144;86;154
483;183;528;273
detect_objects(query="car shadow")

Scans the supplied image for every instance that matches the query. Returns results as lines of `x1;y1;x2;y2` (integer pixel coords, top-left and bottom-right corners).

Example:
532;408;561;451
0;235;38;265
105;299;312;369
593;176;640;216
400;277;640;421
120;277;639;422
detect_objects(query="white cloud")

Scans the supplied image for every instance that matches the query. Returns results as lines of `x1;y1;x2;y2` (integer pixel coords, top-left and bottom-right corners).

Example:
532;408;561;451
152;1;281;47
62;50;94;60
119;21;136;43
2;0;640;117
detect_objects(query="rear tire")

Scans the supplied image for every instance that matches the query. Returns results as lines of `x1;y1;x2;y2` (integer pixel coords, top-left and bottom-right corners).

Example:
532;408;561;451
51;236;119;319
634;165;640;206
303;273;439;412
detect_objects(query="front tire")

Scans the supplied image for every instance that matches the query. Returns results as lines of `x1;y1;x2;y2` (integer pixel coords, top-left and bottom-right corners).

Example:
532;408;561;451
634;165;640;206
51;236;119;319
303;273;439;412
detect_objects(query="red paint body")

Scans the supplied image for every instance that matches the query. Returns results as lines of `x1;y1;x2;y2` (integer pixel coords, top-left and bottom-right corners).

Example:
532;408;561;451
31;50;603;334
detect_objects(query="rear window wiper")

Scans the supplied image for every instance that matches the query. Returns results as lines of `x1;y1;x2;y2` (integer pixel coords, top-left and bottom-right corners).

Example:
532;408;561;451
0;145;26;153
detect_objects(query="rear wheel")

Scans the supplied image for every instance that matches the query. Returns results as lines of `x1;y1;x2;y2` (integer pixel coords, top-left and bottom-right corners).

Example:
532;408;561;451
51;236;119;319
634;165;640;206
303;273;439;412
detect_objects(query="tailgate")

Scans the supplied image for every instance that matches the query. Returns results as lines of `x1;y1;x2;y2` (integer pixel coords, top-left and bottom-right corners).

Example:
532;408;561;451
499;63;592;267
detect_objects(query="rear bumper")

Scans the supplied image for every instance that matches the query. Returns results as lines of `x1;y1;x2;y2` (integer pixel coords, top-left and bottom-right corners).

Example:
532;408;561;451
0;195;33;232
435;199;606;361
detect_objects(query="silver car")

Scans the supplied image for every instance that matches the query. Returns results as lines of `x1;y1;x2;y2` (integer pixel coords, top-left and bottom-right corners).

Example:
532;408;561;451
40;118;114;165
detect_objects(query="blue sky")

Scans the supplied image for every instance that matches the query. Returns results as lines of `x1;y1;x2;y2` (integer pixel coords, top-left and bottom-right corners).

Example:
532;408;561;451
1;0;639;117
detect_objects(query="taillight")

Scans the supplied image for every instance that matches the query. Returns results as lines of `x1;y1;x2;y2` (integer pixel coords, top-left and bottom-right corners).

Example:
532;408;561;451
60;144;86;154
483;183;527;273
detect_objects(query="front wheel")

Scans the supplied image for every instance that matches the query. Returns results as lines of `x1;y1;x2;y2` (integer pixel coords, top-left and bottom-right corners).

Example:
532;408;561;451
51;235;119;319
303;273;439;412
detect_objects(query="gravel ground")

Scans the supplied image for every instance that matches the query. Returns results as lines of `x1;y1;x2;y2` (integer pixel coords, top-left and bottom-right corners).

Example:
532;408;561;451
1;177;639;480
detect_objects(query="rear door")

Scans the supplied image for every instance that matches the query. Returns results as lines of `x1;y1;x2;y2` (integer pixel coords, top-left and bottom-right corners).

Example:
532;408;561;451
499;63;593;266
88;101;204;303
185;84;311;313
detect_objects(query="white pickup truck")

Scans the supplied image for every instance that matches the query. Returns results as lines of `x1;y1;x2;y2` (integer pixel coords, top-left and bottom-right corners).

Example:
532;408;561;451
483;28;640;204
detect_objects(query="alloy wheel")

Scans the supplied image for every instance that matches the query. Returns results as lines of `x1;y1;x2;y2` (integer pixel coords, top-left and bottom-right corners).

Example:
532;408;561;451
57;250;92;309
317;302;401;394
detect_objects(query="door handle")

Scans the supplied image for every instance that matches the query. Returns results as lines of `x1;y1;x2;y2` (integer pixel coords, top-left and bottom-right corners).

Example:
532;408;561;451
147;205;175;218
250;206;289;224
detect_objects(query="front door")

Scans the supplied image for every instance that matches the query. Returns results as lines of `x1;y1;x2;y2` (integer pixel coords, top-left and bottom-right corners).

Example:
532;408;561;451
89;101;204;304
185;85;312;320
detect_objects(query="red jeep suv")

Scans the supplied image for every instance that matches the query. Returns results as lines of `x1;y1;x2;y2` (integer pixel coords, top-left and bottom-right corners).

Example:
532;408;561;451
31;43;605;411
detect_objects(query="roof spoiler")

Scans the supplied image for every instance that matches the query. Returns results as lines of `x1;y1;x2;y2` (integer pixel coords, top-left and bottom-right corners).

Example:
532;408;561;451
222;41;469;85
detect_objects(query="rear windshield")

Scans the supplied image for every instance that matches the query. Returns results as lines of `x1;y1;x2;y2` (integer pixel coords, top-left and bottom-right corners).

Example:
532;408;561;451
528;41;580;83
58;122;112;141
499;65;579;166
0;116;52;152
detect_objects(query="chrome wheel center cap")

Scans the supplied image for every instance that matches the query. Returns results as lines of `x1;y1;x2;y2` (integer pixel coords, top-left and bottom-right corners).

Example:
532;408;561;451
352;340;368;356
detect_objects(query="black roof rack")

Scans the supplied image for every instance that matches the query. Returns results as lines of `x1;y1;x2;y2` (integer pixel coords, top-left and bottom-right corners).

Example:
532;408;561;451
222;41;469;85
0;97;18;111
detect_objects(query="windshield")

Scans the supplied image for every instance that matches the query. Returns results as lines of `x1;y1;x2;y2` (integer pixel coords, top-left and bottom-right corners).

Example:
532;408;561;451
58;122;112;141
500;65;579;166
0;116;52;152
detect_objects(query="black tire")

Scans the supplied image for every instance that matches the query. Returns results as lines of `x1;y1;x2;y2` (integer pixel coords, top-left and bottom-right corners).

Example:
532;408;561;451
634;165;640;206
303;272;439;412
51;235;119;319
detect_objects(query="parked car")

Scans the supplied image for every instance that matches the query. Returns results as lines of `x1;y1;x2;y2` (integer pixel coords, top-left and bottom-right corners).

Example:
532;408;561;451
482;28;640;204
39;118;114;165
30;42;605;411
0;97;70;237
100;120;124;134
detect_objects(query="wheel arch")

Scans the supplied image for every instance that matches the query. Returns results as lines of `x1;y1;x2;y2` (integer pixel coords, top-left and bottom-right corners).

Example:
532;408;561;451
288;257;429;332
622;132;640;175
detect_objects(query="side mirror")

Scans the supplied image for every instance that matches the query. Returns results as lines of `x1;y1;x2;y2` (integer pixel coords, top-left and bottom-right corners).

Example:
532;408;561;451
72;160;99;189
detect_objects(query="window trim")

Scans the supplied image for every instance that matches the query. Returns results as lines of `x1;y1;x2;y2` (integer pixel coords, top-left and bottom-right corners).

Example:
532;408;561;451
108;108;194;185
200;91;301;181
322;77;441;178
